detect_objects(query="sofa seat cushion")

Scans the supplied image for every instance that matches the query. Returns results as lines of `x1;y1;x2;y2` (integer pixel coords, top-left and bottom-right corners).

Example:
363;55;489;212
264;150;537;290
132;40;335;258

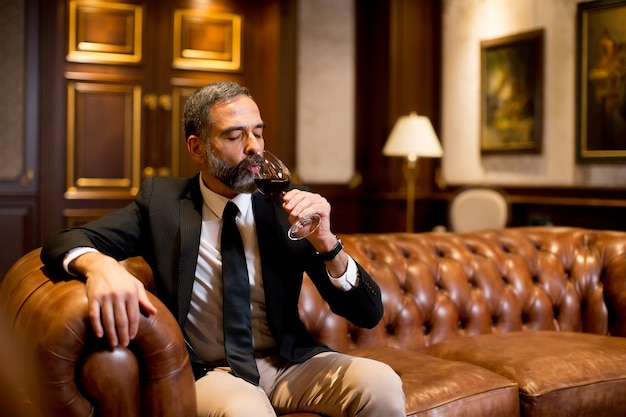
425;331;626;417
345;347;519;417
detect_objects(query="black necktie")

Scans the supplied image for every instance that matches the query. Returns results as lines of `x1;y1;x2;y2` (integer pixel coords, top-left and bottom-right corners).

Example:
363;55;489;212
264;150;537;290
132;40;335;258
221;201;259;385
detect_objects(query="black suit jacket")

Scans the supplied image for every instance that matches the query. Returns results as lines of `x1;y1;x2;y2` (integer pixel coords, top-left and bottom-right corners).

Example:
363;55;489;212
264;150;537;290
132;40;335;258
41;175;383;366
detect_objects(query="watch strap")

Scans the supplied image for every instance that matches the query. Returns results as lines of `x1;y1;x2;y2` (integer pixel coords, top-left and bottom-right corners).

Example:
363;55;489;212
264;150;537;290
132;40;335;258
316;238;343;261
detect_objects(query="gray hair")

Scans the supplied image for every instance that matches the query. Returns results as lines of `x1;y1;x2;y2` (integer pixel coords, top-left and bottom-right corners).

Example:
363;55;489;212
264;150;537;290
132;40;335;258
183;81;252;142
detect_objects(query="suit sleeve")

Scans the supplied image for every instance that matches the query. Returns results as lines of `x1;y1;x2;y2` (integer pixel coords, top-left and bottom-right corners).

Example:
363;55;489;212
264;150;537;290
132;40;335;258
266;184;384;329
306;258;383;329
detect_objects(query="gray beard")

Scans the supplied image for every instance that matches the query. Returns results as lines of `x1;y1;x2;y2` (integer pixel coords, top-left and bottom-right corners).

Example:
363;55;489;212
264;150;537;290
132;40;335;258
206;146;258;194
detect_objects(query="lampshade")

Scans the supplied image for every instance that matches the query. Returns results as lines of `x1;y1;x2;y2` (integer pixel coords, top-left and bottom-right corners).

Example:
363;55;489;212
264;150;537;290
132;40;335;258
382;112;443;160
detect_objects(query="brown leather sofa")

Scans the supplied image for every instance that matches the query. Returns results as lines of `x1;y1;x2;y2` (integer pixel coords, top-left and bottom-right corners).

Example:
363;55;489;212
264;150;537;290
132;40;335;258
2;227;626;417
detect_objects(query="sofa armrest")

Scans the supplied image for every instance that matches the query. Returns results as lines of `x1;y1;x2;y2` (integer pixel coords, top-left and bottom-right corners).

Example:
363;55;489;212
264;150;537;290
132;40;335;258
0;249;196;417
604;253;626;337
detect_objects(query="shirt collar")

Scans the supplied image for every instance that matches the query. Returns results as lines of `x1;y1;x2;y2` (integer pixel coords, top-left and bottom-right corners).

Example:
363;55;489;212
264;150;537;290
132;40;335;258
198;175;252;219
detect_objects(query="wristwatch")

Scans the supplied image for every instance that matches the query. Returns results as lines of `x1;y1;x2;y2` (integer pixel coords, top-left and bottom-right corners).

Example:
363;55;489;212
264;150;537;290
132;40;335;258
316;237;343;261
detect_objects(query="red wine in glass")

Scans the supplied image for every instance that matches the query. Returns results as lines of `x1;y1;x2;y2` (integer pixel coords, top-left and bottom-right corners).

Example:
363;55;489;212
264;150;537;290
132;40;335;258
253;150;321;240
254;178;290;196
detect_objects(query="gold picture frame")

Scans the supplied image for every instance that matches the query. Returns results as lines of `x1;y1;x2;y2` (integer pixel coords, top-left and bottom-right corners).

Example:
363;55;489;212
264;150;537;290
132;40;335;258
480;29;544;154
576;0;626;163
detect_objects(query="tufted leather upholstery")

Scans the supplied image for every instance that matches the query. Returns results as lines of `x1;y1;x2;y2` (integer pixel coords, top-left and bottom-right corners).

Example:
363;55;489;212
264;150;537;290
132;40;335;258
0;249;196;417
301;227;626;350
297;227;626;416
2;227;626;416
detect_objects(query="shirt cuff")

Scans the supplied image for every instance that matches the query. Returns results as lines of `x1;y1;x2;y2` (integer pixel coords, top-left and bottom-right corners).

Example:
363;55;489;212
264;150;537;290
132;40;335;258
327;257;360;291
63;247;99;275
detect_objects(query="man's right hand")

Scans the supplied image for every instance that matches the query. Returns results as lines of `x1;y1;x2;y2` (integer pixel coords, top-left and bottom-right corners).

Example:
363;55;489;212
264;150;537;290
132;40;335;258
69;252;158;348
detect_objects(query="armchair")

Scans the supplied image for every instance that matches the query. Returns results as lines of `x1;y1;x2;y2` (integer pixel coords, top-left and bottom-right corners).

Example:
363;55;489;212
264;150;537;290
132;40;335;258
447;186;511;232
1;250;322;417
0;249;196;417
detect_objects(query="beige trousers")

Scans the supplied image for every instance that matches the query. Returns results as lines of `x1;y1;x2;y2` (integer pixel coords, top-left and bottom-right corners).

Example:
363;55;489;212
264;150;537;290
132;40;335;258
195;351;406;417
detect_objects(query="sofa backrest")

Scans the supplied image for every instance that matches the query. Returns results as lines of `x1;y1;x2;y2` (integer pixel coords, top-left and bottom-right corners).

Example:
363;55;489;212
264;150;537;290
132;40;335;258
297;227;626;352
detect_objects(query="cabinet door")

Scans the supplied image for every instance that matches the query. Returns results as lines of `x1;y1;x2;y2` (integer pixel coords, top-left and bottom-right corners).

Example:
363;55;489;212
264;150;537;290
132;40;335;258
40;0;291;236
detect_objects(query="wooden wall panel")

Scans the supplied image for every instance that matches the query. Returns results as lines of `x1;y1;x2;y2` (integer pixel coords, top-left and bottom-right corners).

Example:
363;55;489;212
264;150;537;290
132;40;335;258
0;0;38;196
67;0;142;64
0;0;39;277
172;9;241;71
62;208;117;228
65;79;141;199
0;202;37;278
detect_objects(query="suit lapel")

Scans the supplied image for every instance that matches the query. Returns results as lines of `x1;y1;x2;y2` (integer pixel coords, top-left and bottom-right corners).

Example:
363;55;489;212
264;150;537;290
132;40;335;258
176;175;203;324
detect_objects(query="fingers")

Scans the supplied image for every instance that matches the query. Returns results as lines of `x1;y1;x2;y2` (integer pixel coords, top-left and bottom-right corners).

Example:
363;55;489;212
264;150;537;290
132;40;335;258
137;286;158;316
90;290;133;347
130;285;158;340
86;275;156;348
125;295;139;344
114;296;132;347
88;299;105;340
283;189;330;220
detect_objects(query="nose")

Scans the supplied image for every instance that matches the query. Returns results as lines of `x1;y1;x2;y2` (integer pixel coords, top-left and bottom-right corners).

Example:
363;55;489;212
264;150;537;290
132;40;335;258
244;132;263;155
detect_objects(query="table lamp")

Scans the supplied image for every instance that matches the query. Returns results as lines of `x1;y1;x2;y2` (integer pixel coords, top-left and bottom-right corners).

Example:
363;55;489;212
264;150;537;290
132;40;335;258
382;112;443;232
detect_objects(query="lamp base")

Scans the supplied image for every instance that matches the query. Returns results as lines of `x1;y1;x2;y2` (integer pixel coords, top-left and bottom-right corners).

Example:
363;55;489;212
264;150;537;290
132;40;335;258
402;158;418;233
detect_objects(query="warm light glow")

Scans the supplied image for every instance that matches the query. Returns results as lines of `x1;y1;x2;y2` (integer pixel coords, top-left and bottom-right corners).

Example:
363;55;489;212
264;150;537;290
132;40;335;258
382;112;443;160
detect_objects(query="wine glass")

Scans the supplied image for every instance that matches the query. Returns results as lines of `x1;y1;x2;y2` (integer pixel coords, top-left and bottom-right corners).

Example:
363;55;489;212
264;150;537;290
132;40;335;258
253;150;321;240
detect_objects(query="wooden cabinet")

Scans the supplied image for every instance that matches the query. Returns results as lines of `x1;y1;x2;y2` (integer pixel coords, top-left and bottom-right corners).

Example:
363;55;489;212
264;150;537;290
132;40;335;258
39;0;294;238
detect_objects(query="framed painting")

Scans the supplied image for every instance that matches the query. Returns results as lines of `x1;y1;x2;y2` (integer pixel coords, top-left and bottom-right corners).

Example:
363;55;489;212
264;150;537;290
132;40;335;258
480;29;544;154
576;0;626;163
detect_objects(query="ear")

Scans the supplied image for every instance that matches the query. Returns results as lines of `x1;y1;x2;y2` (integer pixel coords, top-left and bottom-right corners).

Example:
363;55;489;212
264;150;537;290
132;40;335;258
186;135;205;165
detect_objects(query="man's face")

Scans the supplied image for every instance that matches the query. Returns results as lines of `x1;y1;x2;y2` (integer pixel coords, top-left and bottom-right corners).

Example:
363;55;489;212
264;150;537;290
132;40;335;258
203;95;265;194
205;141;258;194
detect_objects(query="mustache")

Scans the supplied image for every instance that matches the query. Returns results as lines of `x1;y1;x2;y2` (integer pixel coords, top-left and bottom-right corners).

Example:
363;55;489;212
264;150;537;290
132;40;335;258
241;153;262;168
